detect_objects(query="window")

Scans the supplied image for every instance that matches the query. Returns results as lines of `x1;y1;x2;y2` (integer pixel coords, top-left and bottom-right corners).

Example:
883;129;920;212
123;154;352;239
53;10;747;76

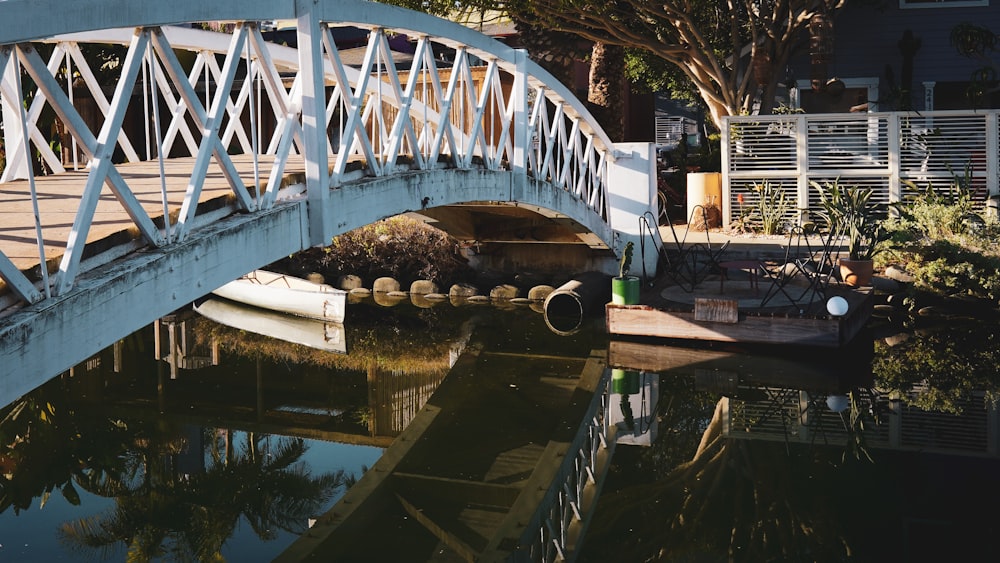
932;81;1000;110
792;78;880;113
900;0;988;9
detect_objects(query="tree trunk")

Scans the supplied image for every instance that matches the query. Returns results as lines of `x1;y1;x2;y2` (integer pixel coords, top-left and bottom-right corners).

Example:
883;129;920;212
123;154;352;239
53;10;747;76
512;19;582;92
587;42;626;142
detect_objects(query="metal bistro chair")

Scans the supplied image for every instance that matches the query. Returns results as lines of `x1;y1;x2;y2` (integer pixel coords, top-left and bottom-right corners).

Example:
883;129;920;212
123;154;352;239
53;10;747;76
758;222;843;309
639;204;729;293
685;204;730;285
639;211;694;291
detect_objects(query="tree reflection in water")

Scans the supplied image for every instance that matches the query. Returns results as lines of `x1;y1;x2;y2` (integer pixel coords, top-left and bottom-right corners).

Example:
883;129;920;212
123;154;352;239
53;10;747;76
56;429;345;561
588;392;904;561
585;319;1000;562
1;388;136;517
0;387;348;562
0;358;352;561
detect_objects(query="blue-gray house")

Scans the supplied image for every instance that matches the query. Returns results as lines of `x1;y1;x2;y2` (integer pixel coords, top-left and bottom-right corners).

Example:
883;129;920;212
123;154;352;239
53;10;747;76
790;0;1000;113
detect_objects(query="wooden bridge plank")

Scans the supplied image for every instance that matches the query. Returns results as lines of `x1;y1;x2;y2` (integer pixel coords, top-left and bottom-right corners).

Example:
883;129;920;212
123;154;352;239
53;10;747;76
396;493;486;561
0;155;305;272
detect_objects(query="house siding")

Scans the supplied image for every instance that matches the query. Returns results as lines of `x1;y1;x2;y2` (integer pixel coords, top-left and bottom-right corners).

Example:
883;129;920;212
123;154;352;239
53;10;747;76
790;2;1000;110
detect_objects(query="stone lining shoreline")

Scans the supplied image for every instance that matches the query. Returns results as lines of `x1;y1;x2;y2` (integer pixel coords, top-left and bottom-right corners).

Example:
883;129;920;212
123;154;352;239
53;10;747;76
311;272;559;312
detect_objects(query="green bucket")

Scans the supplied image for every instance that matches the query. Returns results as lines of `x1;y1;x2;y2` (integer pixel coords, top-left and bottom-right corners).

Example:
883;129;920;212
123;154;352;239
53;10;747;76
611;276;640;305
612;369;641;395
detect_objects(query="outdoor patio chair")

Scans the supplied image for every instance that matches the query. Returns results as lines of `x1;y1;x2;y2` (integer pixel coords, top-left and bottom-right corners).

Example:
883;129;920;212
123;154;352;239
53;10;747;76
758;223;842;308
640;204;730;292
686;204;730;280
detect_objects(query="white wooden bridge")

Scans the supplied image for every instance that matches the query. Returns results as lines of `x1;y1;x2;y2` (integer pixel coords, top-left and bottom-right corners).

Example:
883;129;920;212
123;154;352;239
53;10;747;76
0;0;659;403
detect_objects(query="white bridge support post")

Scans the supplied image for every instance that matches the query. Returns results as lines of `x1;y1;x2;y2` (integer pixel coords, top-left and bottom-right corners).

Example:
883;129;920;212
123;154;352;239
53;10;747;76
607;142;660;279
511;49;529;178
0;54;28;180
296;0;332;247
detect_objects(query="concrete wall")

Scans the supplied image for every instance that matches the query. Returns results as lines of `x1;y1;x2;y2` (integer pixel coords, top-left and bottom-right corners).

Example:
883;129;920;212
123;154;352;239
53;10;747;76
607;142;660;277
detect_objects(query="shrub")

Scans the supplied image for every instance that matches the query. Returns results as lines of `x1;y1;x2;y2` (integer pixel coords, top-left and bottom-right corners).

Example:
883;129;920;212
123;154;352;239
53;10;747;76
891;239;1000;302
278;216;476;287
892;173;987;240
748;180;791;235
813;179;889;260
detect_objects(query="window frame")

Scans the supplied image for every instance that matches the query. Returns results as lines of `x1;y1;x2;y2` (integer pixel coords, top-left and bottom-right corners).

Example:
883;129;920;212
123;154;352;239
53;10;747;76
899;0;988;9
791;78;880;113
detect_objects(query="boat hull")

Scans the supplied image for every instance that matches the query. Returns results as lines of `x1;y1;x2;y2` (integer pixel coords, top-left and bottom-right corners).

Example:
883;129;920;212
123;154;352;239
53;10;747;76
211;270;347;323
194;297;347;354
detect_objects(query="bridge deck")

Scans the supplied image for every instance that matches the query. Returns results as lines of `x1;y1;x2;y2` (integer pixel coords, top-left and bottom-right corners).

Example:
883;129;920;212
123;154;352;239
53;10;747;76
0;155;305;279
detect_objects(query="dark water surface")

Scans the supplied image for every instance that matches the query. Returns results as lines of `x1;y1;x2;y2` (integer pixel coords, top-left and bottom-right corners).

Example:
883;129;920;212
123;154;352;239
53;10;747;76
2;296;999;562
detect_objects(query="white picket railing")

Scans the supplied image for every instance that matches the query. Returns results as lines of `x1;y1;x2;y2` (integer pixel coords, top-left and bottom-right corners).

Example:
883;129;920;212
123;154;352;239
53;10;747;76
0;1;617;307
519;365;616;563
722;111;1000;227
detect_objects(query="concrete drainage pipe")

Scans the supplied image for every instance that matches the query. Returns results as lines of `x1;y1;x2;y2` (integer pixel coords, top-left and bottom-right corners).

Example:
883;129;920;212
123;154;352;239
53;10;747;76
543;271;610;336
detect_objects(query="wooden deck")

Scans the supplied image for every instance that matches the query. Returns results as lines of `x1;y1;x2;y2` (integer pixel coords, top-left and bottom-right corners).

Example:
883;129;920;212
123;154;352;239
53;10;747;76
0;155;305;285
607;269;874;348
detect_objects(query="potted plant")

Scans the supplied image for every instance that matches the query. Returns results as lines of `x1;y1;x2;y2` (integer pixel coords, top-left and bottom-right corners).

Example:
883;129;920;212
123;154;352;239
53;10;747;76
611;241;640;304
812;180;888;287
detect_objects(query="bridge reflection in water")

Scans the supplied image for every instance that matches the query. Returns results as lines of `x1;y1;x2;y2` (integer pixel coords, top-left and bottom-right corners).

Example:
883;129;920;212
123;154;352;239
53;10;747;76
277;345;614;562
155;303;634;561
8;302;1000;560
1;301;651;562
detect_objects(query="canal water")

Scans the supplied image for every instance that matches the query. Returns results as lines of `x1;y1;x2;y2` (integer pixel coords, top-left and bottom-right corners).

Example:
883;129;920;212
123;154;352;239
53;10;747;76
2;295;999;561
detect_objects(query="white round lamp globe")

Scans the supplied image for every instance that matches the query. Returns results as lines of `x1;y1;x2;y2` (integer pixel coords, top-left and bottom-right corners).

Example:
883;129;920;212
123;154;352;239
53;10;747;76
826;394;850;413
826;296;848;316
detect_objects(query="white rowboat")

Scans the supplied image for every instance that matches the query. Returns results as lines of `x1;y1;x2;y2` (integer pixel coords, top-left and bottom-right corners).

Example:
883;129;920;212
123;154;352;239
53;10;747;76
211;269;347;323
194;297;347;354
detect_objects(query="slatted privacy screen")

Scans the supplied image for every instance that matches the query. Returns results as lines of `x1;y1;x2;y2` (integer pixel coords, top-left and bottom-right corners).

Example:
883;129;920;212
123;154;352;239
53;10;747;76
724;387;999;457
728;177;800;230
723;110;1000;227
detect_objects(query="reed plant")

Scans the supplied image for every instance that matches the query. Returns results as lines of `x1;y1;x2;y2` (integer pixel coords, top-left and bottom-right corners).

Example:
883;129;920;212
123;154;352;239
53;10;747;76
749;180;791;235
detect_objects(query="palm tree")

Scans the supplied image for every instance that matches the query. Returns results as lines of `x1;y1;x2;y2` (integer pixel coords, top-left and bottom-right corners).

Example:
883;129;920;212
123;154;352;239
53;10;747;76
587;42;625;141
58;429;348;561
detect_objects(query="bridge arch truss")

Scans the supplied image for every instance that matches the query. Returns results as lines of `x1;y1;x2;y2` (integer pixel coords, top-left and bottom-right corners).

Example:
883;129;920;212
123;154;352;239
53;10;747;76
0;1;658;404
0;0;625;308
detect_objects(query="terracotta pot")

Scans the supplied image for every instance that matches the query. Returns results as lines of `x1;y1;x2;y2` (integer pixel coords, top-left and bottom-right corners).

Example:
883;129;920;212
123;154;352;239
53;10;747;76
839;258;874;287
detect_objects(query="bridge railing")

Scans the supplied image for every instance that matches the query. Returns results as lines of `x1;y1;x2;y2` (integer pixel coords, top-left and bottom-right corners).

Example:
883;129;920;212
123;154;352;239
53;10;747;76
0;1;617;312
516;364;616;562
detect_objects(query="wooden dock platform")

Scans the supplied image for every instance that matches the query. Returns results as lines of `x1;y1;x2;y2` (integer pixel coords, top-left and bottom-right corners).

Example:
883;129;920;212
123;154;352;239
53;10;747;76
607;263;875;348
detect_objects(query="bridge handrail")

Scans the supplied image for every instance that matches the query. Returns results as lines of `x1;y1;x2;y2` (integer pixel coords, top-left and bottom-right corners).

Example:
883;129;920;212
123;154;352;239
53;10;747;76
0;1;613;145
518;359;615;561
0;0;618;309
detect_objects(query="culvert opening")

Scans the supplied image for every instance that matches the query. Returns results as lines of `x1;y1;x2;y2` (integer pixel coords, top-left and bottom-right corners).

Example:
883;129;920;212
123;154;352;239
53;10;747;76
542;272;610;336
543;292;585;336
